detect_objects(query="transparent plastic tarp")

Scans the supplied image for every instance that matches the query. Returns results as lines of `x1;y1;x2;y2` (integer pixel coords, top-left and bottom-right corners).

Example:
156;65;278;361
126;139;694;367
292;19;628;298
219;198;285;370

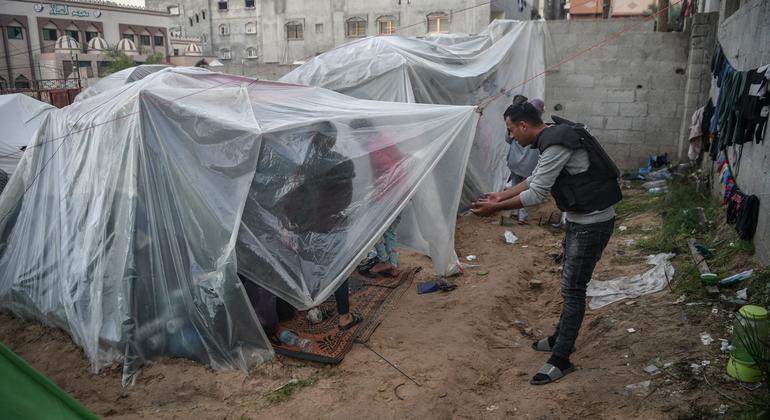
74;64;172;103
0;67;477;383
0;94;54;174
281;19;547;275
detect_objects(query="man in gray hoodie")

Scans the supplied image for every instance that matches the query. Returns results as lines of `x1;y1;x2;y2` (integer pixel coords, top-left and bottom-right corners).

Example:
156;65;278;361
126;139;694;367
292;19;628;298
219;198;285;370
505;97;543;223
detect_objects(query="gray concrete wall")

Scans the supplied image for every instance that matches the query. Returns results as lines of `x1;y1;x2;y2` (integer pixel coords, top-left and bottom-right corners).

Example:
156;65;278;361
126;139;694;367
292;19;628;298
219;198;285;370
543;19;690;170
710;0;770;265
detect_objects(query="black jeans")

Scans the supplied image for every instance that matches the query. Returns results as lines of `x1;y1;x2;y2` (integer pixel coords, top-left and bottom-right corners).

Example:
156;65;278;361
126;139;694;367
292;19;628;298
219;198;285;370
551;218;614;360
334;280;350;315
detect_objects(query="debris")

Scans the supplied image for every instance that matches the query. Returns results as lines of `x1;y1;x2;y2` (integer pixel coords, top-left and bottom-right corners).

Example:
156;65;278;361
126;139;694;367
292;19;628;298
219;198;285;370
438;391;448;399
643;364;659;374
504;231;518;244
306;308;325;324
618;225;628;232
663;362;674;368
465;255;477;261
528;279;542;289
486;405;498;412
720;339;731;352
627;328;636;333
586;253;675;309
624;380;653;397
674;295;686;304
686;301;705;306
700;332;714;345
701;360;711;366
718;404;728;416
625;300;636;306
476;271;489;277
736;288;748;300
711;307;719;315
622;239;636;246
521;245;529;248
718;269;753;287
641;180;668;189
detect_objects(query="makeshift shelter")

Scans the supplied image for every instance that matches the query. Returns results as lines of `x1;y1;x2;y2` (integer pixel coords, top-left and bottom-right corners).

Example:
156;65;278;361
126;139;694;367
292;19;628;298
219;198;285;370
0;67;478;384
0;94;55;175
74;65;173;103
280;20;549;205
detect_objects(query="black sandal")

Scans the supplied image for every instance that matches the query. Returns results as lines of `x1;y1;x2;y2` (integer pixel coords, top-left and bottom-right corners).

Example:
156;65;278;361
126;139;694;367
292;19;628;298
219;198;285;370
339;311;364;330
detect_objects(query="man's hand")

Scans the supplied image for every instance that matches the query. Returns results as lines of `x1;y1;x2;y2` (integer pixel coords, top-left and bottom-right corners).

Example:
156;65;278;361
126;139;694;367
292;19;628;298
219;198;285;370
479;191;504;204
471;198;499;217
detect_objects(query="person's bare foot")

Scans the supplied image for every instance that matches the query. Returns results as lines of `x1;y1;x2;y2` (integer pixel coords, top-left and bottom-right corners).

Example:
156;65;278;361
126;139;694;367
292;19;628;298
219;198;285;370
371;262;398;277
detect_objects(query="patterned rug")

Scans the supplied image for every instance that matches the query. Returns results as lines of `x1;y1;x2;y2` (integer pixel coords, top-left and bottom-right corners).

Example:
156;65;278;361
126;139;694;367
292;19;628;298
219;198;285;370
273;267;418;364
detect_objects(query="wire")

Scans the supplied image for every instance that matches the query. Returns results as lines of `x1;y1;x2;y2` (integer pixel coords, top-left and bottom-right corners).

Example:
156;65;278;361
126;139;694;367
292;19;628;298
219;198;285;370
476;0;685;108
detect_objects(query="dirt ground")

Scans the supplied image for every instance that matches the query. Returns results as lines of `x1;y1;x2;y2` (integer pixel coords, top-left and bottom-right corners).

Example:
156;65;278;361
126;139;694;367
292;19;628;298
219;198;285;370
0;200;743;419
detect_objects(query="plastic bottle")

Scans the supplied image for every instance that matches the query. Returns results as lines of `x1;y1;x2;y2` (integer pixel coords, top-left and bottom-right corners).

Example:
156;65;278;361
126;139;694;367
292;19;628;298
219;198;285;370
642;180;668;189
279;330;313;351
648;186;668;194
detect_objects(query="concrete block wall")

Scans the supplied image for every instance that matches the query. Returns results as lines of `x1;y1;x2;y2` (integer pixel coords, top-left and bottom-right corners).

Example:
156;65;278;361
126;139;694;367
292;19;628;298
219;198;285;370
543;19;690;169
708;0;770;265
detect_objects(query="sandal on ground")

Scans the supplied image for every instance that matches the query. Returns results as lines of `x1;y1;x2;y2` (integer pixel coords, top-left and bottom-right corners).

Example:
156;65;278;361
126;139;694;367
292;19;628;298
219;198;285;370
338;311;364;331
531;338;576;353
529;362;576;385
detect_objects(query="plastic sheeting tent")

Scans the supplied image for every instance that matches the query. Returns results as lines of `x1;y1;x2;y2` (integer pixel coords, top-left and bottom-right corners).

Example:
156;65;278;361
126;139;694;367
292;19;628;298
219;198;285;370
280;20;549;206
74;64;172;103
0;94;55;174
0;67;478;384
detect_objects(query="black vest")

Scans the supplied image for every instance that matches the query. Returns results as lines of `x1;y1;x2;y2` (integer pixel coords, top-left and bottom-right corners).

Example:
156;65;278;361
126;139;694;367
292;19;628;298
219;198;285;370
533;117;622;212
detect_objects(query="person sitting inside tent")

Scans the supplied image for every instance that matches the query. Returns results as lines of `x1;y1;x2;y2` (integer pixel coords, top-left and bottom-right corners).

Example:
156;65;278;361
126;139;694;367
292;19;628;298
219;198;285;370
505;95;542;224
350;118;407;278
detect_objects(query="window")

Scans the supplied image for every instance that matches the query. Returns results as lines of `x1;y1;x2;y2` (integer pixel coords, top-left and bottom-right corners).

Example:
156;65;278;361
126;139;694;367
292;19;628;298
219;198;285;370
315;23;323;34
140;35;151;46
14;75;30;89
8;27;23;40
154;35;164;46
346;17;366;38
123;33;135;41
218;1;227;10
68;30;79;41
219;48;231;59
168;5;180;15
173;48;179;56
79;61;93;78
245;22;256;34
195;13;199;23
202;10;206;19
377;16;397;35
189;17;193;26
286;22;303;40
245;0;254;7
219;24;229;36
246;47;257;58
86;31;99;42
427;13;449;33
42;28;58;41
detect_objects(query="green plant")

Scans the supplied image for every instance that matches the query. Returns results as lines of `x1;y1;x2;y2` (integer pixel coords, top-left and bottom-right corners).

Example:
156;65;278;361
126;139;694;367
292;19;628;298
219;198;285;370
102;46;134;75
263;375;317;404
144;51;165;64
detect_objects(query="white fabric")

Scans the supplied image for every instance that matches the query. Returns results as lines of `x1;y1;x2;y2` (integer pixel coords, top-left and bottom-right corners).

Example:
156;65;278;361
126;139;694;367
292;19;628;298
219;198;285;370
586;253;675;309
0;94;54;174
0;67;478;382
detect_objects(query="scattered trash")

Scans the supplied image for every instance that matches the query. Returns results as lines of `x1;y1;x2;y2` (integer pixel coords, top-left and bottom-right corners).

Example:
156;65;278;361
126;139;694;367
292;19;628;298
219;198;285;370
712;307;719;315
504;231;518;245
642;180;668;189
718;404;728;416
521;245;529;248
622;239;636;246
627;328;636;333
486;405;498;412
306;308;325;324
586;253;675;309
663;362;674;368
624;380;653;397
736;288;748;300
643;364;659;374
720;339;731;352
646;167;672;180
416;280;457;294
700;332;714;345
625;300;636;306
619;225;628;231
718;269;753;287
465;255;477;261
528;279;542;289
700;273;719;286
694;242;714;259
476;271;489;277
674;295;686;304
460;262;480;269
686;302;705;306
701;360;711;366
648;186;669;194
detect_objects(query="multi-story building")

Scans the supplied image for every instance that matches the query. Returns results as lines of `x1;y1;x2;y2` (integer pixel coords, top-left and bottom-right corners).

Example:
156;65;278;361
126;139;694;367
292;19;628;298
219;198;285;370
0;0;183;88
146;0;495;71
568;0;655;19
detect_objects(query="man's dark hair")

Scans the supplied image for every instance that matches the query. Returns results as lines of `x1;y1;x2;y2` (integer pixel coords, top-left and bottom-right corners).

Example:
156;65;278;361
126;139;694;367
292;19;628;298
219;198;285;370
504;102;543;126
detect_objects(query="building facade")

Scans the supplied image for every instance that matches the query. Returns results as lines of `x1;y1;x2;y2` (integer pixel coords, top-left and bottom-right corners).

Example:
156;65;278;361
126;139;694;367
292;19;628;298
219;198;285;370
0;0;176;88
146;0;493;70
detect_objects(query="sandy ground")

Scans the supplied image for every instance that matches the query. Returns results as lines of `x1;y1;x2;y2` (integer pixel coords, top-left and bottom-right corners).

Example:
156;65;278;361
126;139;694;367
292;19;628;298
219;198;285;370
0;200;740;419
